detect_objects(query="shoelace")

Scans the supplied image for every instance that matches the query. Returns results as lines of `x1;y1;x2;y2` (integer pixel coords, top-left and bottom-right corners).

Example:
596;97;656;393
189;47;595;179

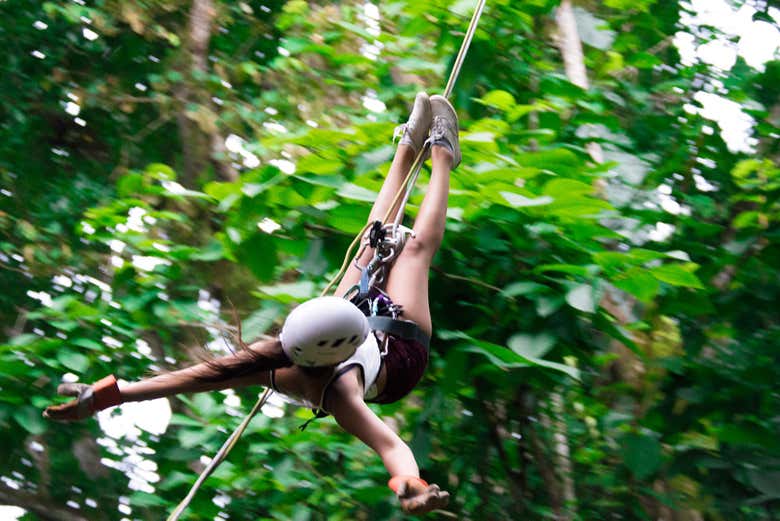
392;123;408;143
393;117;429;153
425;116;455;154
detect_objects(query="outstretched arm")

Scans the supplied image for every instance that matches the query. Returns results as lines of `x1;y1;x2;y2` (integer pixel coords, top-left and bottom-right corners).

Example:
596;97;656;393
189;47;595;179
328;372;449;515
44;339;283;421
118;348;271;403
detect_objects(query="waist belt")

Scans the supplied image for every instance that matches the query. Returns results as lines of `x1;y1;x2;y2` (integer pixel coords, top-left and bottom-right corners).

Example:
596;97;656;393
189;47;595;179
367;316;430;350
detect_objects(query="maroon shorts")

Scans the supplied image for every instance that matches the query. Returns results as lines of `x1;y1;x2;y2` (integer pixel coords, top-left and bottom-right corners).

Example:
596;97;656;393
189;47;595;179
370;334;428;404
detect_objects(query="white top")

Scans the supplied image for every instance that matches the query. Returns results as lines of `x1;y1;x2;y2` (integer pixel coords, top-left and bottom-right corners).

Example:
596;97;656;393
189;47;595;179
271;332;382;411
335;331;382;400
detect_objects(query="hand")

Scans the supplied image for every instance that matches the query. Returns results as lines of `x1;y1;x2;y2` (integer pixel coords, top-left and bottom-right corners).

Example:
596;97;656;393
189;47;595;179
396;479;450;516
43;383;95;422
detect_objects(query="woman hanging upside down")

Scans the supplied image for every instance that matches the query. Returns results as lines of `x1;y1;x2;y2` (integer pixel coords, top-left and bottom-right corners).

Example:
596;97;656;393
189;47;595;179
44;92;460;516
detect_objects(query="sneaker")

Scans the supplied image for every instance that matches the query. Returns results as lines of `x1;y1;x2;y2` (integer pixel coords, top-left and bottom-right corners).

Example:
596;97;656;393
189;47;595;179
393;92;432;155
428;94;461;168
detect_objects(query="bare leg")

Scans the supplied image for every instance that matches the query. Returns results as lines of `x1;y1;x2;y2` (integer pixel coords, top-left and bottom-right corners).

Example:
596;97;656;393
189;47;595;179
383;146;453;337
333;143;417;296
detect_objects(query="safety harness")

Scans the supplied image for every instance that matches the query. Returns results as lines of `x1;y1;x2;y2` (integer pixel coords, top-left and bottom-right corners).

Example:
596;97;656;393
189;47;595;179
295;220;431;430
346;219;430;347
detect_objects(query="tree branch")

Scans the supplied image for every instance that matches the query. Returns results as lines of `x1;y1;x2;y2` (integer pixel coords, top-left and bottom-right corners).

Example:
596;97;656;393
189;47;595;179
0;481;90;521
431;265;504;293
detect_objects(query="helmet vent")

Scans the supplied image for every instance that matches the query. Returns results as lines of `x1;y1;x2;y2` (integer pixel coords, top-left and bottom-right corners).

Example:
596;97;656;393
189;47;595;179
349;335;358;344
317;340;328;346
331;337;345;348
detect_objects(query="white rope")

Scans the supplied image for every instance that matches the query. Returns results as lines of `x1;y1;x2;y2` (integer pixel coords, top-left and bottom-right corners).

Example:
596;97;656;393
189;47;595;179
392;0;487;228
166;388;273;521
444;0;487;99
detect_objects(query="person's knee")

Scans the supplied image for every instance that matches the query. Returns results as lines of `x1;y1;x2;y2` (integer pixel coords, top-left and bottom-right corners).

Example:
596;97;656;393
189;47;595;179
403;232;441;260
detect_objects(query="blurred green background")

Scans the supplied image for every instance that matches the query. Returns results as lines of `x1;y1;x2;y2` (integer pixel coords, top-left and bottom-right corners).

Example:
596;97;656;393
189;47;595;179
1;0;778;519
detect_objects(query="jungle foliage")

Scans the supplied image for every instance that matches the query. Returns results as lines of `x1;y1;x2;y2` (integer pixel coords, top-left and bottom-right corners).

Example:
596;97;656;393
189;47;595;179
0;0;778;520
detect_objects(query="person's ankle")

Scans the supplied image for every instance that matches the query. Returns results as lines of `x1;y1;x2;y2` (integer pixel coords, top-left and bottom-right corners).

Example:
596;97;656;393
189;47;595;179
396;142;416;160
431;144;454;166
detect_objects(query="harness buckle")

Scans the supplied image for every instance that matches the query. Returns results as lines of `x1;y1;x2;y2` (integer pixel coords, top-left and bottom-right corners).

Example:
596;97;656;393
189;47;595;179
368;220;386;248
352;223;417;301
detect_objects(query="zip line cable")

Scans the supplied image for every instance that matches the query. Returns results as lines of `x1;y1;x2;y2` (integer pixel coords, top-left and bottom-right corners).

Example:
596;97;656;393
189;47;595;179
167;2;486;518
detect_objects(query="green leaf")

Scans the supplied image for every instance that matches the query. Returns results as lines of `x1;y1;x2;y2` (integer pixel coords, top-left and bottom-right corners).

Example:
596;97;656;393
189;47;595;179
296;155;344;176
235;233;278;281
9;334;38;347
242;302;284;338
57;350;90;372
168;413;209;427
500;192;553;208
593;251;633;273
129;492;169;507
501;281;549;298
144;163;176;181
325;203;368;234
566;284;597;313
620;433;662;479
191;239;225;261
518;149;581;175
256;281;317;302
71;338;103;351
178;428;214;449
536;296;564;317
613;268;660;303
203;180;241;200
509;103;551;122
543;179;593;198
675;432;719;452
731;158;780;191
650;263;704;289
604;0;653;9
536;264;592;277
338;182;377;202
13;407;47;435
629;52;662;68
49;320;79;332
508;333;555;358
191;393;221;418
547;195;613;217
460;337;579;380
732;210;763;229
477;90;516;111
117;172;144;197
161;181;211;199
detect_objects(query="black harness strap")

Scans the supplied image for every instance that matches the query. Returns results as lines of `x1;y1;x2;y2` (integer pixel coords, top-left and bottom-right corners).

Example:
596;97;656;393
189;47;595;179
367;315;430;350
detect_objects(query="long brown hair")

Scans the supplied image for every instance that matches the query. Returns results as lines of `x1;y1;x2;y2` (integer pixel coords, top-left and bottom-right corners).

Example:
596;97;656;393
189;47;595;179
193;336;293;383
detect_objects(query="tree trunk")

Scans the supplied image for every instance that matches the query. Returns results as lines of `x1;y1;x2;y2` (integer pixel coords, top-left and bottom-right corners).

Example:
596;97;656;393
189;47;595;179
550;390;576;516
554;0;603;164
533;407;564;518
176;0;238;186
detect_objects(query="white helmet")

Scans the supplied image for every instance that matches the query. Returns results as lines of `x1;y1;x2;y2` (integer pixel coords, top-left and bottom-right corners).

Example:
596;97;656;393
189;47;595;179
279;296;369;367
